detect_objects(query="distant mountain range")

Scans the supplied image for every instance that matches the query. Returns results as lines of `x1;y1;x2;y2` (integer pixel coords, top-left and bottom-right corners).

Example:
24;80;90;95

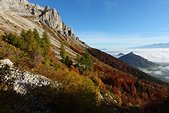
136;43;169;48
119;52;158;68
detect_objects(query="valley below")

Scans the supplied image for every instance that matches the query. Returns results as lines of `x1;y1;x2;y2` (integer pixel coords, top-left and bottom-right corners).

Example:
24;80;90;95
106;48;169;83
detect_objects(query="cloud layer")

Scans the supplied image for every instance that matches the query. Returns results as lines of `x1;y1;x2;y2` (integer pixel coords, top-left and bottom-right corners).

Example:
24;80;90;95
105;48;169;82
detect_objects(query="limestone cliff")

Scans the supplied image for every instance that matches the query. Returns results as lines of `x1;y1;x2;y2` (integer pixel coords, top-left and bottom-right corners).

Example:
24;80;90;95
0;0;76;38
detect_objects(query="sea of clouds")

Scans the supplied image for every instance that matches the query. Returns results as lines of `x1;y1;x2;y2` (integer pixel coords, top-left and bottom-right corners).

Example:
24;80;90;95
104;48;169;83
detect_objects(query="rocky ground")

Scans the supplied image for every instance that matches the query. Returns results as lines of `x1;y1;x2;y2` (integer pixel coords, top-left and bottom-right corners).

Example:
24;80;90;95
0;59;59;95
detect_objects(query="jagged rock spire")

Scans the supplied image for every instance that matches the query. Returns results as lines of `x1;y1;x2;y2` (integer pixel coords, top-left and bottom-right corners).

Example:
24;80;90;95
0;0;75;38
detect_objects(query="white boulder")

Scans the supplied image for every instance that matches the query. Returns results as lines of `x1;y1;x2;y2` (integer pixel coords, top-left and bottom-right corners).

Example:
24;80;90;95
0;59;13;67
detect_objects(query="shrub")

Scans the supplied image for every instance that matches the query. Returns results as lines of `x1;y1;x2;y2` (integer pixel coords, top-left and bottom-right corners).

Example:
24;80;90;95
2;29;51;68
59;43;73;67
77;52;93;72
64;55;73;67
3;33;22;48
60;43;66;60
52;71;100;113
41;31;51;65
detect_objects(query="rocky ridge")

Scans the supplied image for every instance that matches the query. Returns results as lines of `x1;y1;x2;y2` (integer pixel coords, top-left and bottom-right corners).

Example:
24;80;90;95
0;0;76;38
0;0;86;61
0;59;59;95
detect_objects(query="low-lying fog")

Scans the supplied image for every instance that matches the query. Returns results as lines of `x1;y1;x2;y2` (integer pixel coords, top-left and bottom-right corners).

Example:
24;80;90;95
104;48;169;83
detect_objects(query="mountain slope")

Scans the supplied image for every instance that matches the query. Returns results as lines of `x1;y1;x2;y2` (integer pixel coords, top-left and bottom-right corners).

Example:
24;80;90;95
0;0;169;113
88;48;167;85
0;0;87;61
119;52;158;68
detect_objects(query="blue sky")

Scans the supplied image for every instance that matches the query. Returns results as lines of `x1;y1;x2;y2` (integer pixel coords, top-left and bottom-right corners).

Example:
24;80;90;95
29;0;169;49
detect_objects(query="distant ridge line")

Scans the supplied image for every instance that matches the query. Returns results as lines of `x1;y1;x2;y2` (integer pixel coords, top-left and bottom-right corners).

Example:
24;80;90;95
134;43;169;48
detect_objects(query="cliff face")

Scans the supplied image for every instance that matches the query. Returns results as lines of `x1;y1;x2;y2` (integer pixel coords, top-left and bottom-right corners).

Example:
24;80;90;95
38;6;75;37
39;6;62;31
0;0;75;38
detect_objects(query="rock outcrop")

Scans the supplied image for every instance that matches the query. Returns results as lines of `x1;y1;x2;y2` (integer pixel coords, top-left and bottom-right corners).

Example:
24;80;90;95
38;6;75;37
0;0;76;38
0;59;59;95
39;6;63;31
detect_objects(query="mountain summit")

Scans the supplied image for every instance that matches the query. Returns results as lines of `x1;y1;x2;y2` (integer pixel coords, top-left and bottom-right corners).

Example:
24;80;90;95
119;52;158;68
